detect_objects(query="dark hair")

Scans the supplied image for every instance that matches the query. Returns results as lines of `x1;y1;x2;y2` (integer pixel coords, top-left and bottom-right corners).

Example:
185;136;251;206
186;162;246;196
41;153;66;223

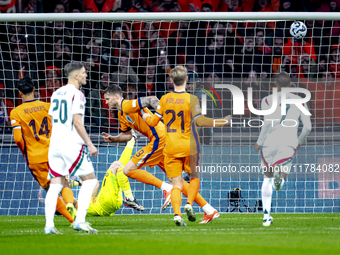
18;77;35;95
104;84;123;96
275;72;291;87
201;3;213;10
64;61;84;77
54;2;65;10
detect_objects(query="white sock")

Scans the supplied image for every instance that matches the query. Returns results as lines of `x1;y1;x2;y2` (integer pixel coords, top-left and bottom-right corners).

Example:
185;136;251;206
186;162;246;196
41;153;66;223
202;203;215;215
76;179;97;223
262;177;273;220
45;183;63;228
161;182;172;192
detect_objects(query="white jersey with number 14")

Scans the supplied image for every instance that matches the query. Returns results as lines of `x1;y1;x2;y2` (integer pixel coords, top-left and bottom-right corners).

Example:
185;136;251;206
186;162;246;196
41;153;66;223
48;84;86;150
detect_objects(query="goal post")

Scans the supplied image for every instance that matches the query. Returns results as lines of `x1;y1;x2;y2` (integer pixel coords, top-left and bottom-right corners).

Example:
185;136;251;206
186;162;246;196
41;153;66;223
0;12;340;22
0;12;339;216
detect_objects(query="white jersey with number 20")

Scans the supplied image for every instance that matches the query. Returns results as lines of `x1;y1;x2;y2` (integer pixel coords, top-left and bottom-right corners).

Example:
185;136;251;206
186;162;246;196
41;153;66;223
48;84;86;150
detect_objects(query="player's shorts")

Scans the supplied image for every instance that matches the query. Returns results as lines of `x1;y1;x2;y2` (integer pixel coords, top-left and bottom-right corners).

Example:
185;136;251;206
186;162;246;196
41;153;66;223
28;162;50;189
261;146;295;174
87;171;123;216
48;145;94;179
164;154;200;178
131;137;166;169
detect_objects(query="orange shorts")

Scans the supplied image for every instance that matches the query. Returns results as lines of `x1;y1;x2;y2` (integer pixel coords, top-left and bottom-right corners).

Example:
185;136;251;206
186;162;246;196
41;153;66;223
131;138;166;169
164;154;200;178
28;162;50;189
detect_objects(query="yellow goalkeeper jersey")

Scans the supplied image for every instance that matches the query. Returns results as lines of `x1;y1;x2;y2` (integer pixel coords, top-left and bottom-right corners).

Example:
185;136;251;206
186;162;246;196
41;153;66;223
87;170;123;216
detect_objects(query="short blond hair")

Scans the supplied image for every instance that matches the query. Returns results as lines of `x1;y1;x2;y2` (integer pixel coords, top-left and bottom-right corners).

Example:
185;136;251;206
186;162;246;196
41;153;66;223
169;65;187;86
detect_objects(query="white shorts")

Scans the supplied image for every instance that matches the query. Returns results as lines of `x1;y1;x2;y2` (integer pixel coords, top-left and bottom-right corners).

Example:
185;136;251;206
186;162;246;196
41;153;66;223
48;145;94;179
261;146;295;174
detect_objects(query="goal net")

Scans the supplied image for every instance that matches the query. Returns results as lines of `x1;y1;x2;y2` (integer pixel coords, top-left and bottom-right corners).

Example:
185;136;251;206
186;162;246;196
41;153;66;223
0;13;339;215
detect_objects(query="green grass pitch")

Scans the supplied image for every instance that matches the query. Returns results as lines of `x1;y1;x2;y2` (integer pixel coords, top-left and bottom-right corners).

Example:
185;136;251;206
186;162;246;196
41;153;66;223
1;213;340;255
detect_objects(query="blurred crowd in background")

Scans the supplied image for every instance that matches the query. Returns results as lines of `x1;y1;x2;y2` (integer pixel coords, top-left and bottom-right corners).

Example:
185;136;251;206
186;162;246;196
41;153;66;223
0;0;339;132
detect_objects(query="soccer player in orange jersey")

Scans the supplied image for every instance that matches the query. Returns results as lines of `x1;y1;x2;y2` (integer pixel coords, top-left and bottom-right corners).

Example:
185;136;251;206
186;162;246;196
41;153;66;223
102;84;172;210
143;66;231;226
102;84;222;223
10;77;76;226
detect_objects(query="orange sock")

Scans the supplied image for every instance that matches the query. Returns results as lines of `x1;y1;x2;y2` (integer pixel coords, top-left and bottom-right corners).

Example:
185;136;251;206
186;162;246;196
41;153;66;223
61;187;74;205
56;197;73;223
182;180;207;208
126;169;162;189
171;187;182;217
186;178;200;206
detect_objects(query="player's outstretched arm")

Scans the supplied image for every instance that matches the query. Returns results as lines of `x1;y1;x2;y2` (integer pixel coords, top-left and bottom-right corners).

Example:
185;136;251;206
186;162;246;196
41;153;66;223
254;97;272;152
142;112;161;127
254;121;271;152
10;112;25;154
195;115;231;127
12;128;25;154
102;130;133;143
73;114;98;156
122;96;160;114
139;96;160;110
297;110;312;149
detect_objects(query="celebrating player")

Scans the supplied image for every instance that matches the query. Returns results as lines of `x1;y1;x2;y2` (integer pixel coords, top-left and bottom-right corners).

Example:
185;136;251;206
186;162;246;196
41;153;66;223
10;77;76;226
45;62;98;234
254;72;312;226
143;65;231;226
102;84;172;210
102;85;220;224
87;137;137;216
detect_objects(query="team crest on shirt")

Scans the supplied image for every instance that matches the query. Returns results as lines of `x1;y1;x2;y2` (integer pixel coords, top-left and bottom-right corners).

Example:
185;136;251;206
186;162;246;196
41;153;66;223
196;105;201;112
126;115;135;124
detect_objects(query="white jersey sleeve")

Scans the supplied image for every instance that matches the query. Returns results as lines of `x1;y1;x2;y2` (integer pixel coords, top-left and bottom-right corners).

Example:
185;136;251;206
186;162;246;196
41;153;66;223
298;103;312;145
256;96;272;146
72;90;86;116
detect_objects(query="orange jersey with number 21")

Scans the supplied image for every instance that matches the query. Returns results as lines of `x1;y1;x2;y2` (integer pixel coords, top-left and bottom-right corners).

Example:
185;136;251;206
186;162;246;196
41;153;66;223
154;92;201;158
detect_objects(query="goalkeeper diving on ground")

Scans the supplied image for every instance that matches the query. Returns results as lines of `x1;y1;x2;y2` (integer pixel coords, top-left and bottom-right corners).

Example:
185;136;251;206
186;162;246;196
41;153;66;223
69;134;143;216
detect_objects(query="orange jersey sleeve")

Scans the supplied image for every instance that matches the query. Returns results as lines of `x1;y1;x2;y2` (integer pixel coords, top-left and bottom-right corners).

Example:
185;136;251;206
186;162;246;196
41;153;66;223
10;100;51;165
121;98;141;114
10;108;25;154
190;95;202;121
119;105;165;142
189;95;201;156
144;96;164;127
